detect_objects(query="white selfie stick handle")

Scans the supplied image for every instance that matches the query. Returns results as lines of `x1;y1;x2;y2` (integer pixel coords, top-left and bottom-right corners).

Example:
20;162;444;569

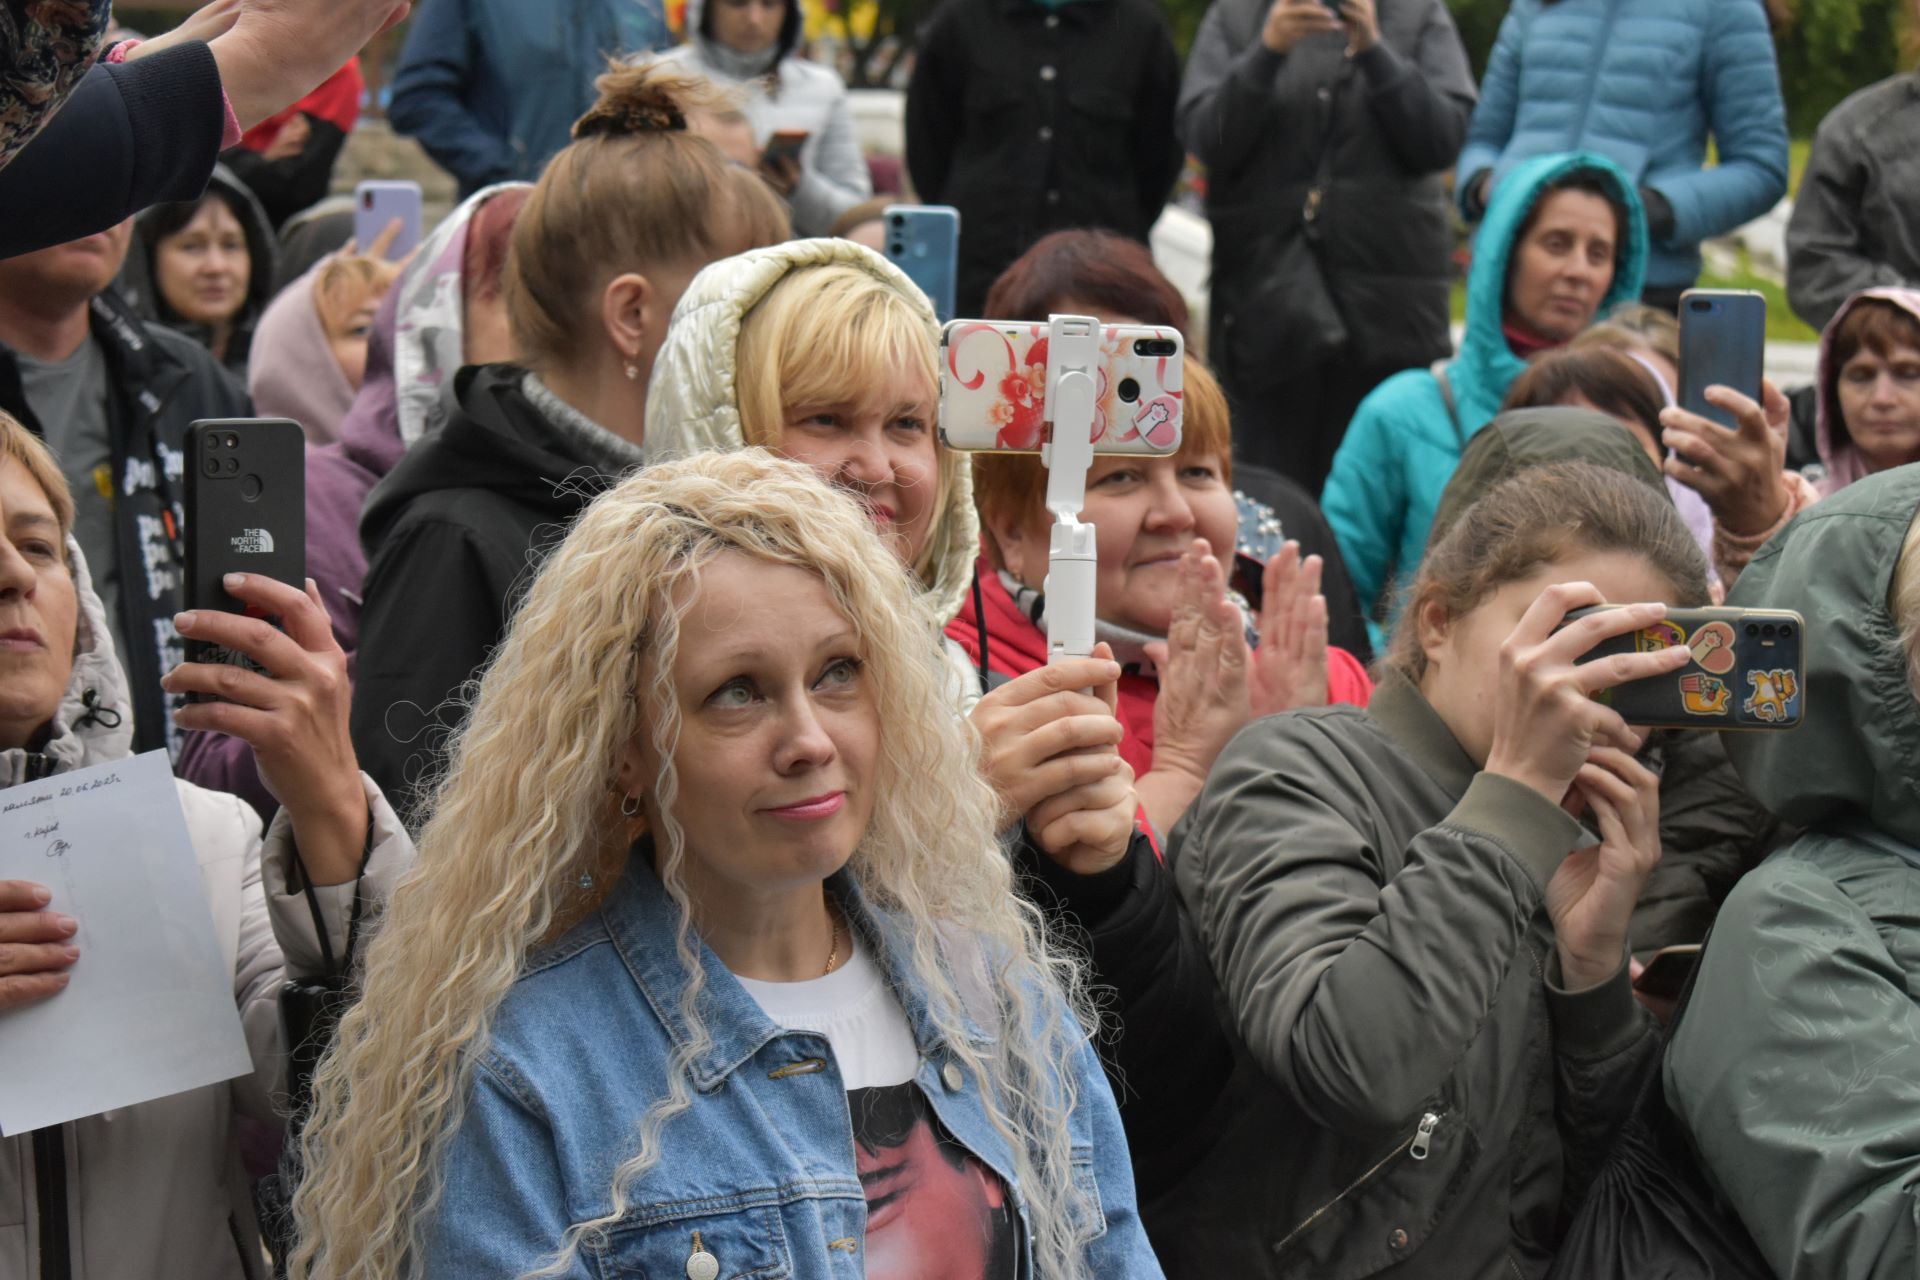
1041;315;1100;663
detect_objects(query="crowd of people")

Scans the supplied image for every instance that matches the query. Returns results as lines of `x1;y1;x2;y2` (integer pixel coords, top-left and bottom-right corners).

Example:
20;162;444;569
0;0;1918;1277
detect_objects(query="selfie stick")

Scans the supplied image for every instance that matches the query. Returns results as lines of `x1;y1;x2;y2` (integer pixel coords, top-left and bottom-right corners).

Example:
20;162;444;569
1041;314;1100;663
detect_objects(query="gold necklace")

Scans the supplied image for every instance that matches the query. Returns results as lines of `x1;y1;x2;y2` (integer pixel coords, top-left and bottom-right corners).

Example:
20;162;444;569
823;903;843;977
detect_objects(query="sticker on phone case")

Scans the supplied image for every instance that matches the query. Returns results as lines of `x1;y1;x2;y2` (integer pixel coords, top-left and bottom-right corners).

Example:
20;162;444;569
1133;396;1180;448
1678;673;1731;716
1743;669;1799;723
1636;620;1687;653
1688;621;1737;675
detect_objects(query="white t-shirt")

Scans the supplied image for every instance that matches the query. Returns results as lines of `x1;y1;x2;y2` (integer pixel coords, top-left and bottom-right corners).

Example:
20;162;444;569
736;929;920;1090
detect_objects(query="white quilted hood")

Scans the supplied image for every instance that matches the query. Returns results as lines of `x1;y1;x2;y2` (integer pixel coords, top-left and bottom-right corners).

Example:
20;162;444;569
643;238;980;626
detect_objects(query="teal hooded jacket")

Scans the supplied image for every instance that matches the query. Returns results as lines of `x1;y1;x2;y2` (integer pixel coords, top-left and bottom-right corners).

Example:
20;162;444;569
1321;151;1647;649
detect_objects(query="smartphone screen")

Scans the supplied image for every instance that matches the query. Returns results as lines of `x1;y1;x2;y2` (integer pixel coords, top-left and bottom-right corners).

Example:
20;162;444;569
1678;289;1766;430
182;420;306;699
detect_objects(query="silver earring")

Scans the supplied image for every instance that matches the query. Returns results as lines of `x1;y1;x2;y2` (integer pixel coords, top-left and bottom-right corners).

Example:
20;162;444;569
625;363;639;381
577;871;595;891
620;793;641;817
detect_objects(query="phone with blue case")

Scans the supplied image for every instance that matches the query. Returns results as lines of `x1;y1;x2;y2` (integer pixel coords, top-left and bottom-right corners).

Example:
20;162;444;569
1677;289;1766;430
884;205;960;324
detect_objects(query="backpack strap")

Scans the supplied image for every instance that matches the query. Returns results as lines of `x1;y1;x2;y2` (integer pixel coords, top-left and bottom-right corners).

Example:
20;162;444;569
1431;361;1466;451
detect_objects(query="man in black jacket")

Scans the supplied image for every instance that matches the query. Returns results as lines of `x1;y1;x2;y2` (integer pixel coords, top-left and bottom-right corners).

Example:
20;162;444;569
905;0;1183;317
1178;0;1475;493
0;222;250;755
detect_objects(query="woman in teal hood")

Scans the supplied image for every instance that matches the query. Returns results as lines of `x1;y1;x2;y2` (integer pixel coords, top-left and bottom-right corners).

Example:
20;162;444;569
1323;151;1647;649
1665;462;1920;1279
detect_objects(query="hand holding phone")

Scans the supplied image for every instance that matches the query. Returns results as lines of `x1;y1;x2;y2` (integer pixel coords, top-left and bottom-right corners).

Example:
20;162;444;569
1678;289;1766;431
1560;604;1806;731
1261;0;1342;53
354;181;422;262
1659;378;1794;538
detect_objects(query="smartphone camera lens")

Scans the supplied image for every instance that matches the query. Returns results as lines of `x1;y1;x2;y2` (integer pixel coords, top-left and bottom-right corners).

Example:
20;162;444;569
1745;623;1760;637
890;213;906;226
1762;624;1777;638
225;456;240;474
1778;624;1793;638
1132;339;1177;357
1117;377;1141;403
890;243;904;256
203;457;220;476
1689;298;1713;313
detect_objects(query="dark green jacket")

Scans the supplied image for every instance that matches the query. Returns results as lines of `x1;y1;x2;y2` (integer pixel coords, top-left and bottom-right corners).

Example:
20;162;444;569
1164;674;1658;1278
1666;463;1920;1280
1431;408;1781;954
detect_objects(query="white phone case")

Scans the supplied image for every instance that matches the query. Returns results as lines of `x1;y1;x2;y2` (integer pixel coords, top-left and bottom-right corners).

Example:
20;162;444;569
939;320;1184;454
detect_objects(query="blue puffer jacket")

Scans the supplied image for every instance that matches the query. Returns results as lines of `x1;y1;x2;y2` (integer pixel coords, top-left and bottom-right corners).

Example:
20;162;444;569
1322;151;1647;650
1455;0;1787;292
389;0;673;196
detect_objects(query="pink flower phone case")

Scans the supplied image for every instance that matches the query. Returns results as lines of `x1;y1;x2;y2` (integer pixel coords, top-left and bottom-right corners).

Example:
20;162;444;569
938;320;1184;454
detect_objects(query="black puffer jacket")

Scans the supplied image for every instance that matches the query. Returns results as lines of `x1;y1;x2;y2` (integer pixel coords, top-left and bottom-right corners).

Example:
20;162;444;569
1178;0;1475;387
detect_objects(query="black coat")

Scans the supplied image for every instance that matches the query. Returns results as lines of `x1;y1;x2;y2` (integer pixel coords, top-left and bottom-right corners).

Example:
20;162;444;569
1178;0;1475;388
351;364;629;827
0;290;250;754
0;45;226;259
906;0;1183;316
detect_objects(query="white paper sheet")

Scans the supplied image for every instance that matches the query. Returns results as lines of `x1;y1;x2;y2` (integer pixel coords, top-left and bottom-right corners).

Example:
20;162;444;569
0;750;250;1134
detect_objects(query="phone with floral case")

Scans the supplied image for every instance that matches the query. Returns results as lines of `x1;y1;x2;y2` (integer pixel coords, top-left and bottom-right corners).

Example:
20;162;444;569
938;319;1184;455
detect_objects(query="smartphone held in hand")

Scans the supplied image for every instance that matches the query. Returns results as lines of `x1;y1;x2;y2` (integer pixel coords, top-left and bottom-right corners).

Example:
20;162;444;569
182;420;306;700
1677;289;1766;430
938;319;1185;456
1560;604;1805;731
883;205;960;325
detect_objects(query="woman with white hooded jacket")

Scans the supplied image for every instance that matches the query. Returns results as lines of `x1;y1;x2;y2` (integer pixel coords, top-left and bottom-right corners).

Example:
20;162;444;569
657;0;872;237
0;413;410;1279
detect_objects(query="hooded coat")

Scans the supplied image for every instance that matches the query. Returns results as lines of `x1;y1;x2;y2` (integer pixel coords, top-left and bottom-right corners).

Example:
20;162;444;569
1812;287;1920;498
245;254;360;446
352;363;644;828
643;239;982;640
657;0;871;239
177;186;527;820
1429;407;1780;954
124;166;278;380
1322;150;1647;649
1454;0;1788;295
1665;463;1920;1280
0;542;410;1280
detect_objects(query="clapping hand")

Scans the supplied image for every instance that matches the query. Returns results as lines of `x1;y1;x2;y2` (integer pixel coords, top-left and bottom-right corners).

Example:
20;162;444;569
1249;539;1331;716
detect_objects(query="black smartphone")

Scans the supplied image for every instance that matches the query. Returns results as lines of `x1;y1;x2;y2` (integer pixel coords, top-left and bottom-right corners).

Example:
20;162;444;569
1677;288;1766;430
183;419;306;699
1560;604;1805;731
1633;944;1701;1001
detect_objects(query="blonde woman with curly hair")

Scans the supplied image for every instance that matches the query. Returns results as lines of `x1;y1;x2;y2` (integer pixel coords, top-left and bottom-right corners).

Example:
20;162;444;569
288;449;1161;1279
645;239;1142;877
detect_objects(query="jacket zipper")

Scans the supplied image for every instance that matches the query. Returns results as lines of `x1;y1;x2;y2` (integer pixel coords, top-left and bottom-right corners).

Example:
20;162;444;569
33;1125;70;1280
1272;1111;1443;1255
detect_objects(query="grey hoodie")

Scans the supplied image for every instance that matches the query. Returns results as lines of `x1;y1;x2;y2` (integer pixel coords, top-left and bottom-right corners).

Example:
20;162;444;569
0;542;412;1279
1666;463;1920;1280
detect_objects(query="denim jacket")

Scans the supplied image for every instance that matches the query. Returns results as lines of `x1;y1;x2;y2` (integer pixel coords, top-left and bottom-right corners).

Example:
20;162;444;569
419;862;1162;1277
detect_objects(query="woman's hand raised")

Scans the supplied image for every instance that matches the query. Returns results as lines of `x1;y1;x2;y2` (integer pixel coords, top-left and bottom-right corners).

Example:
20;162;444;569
1145;542;1251;784
164;575;368;886
1661;379;1792;538
1249;540;1331;716
1482;584;1689;808
1548;745;1663;991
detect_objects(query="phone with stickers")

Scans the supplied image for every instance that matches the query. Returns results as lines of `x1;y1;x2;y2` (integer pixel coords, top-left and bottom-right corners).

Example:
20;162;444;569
183;419;305;701
938;319;1184;455
1561;605;1805;730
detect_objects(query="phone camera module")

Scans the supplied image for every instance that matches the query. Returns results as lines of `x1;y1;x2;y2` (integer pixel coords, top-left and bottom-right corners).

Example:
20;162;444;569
1131;338;1177;357
1689;298;1714;314
1117;377;1141;403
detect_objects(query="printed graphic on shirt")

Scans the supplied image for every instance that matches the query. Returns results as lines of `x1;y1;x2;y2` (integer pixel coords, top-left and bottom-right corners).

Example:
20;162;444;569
851;1082;1017;1279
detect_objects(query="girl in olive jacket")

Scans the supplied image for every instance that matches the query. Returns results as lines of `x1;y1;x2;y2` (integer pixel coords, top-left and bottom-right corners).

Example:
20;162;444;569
1165;462;1707;1277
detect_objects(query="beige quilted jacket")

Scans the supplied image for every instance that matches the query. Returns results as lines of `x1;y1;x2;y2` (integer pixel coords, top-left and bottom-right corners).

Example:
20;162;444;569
642;239;983;653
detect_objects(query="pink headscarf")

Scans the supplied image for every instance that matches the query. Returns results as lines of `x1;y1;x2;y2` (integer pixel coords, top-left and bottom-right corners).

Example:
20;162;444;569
1814;286;1920;497
248;257;359;445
